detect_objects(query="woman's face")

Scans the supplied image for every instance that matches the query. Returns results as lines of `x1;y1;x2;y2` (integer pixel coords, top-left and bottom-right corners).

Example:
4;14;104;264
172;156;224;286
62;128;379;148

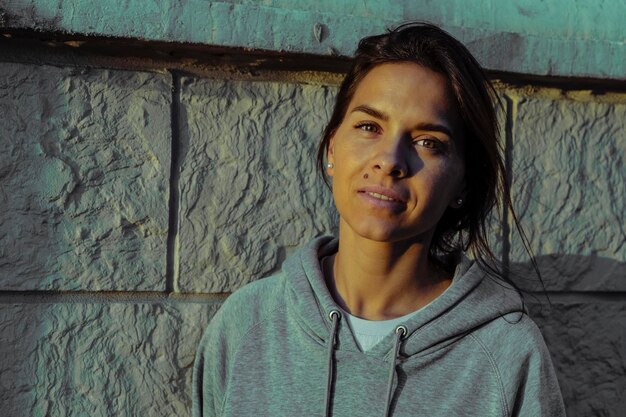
327;62;466;245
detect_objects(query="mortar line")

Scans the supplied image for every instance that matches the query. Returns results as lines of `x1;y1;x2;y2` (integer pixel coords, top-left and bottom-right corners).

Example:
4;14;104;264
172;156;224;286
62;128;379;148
2;289;623;304
165;71;182;293
0;290;230;304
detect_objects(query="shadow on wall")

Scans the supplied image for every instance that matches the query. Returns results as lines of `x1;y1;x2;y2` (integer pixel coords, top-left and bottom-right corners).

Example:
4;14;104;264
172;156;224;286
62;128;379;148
512;255;626;417
513;254;626;292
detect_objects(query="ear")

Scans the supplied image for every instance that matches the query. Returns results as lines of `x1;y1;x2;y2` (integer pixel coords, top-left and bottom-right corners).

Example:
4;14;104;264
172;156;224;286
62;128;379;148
326;132;336;177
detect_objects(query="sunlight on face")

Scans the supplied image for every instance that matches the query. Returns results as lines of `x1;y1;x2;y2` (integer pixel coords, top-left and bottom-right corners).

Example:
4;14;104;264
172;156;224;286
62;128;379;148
327;62;466;245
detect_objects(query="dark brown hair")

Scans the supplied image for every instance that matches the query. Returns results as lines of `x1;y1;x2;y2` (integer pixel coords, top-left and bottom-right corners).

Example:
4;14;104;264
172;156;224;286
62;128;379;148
317;22;538;282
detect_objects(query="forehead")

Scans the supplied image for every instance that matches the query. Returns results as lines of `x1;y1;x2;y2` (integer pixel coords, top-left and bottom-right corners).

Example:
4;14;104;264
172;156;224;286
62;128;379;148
348;62;461;131
356;62;450;93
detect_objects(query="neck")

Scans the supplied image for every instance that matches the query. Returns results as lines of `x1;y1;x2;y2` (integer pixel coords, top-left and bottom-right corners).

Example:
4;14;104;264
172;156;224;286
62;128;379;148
327;222;452;321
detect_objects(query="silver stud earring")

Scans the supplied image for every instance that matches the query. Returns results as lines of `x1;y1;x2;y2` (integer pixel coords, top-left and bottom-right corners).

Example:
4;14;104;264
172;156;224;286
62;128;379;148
327;162;334;169
456;198;463;206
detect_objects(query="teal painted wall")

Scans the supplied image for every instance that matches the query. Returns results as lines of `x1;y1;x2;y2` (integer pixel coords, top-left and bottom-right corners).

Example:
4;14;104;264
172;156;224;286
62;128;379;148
1;0;625;79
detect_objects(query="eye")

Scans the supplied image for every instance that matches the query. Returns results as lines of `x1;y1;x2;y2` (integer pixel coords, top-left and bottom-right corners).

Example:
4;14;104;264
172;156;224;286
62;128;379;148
414;137;444;151
355;122;381;134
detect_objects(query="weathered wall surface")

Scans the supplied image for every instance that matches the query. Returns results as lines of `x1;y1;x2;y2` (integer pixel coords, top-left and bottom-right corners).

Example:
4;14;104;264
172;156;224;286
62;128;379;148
508;91;626;292
0;63;171;291
1;0;625;79
1;2;625;417
508;90;626;416
0;59;341;416
177;76;337;292
0;301;221;417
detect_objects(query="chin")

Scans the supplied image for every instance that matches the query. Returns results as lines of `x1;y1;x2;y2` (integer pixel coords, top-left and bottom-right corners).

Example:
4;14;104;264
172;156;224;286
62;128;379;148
346;220;432;245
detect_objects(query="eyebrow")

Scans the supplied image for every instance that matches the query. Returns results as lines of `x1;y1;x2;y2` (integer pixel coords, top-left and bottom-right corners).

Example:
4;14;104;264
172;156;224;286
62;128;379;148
351;105;389;122
414;122;454;138
350;104;454;138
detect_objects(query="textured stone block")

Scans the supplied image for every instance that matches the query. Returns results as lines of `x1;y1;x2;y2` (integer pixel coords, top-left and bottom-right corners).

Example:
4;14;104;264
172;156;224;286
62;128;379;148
0;300;220;417
177;77;337;292
529;300;626;417
508;94;626;291
0;63;171;290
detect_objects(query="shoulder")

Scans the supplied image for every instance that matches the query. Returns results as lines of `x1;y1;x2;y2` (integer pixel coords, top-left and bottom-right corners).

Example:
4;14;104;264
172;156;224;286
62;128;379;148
471;311;553;365
470;312;564;416
215;273;287;332
468;312;557;391
194;274;288;395
225;273;287;308
192;274;288;416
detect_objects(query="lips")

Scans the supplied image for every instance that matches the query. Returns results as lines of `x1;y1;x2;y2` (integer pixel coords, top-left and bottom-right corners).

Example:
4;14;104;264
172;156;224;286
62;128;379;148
357;186;408;204
365;191;398;202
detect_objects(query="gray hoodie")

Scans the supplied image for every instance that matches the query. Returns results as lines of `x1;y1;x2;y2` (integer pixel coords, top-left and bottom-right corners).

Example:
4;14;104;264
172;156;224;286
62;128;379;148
193;236;566;416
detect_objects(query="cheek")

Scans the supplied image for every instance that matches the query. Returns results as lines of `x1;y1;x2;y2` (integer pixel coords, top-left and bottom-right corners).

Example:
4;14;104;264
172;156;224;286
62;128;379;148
332;141;366;175
440;155;465;186
423;159;465;199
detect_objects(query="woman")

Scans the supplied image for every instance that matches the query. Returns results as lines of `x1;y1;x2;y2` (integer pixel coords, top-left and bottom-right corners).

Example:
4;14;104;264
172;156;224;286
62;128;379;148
193;23;565;417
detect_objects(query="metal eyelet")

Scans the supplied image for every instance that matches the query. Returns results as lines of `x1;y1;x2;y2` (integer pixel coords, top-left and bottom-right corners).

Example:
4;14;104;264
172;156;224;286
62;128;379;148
395;325;408;338
328;309;341;322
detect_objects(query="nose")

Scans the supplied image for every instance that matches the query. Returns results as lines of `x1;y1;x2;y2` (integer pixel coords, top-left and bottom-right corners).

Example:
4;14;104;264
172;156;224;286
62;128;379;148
372;134;409;178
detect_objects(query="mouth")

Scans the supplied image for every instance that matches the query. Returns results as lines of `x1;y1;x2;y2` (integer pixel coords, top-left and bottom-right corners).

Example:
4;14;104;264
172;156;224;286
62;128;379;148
357;186;408;210
363;191;401;202
358;186;407;204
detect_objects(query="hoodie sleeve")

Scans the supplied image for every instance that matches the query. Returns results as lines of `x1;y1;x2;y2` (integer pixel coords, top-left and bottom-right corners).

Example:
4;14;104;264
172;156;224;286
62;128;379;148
191;275;284;417
494;314;567;417
192;307;229;417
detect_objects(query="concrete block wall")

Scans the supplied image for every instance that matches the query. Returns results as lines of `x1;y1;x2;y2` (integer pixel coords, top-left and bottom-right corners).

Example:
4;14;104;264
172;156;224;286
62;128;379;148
503;90;626;416
0;63;171;291
177;76;337;292
0;51;340;417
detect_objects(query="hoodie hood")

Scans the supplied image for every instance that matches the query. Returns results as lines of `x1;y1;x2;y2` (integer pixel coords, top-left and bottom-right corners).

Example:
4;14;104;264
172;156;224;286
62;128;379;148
284;236;524;358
